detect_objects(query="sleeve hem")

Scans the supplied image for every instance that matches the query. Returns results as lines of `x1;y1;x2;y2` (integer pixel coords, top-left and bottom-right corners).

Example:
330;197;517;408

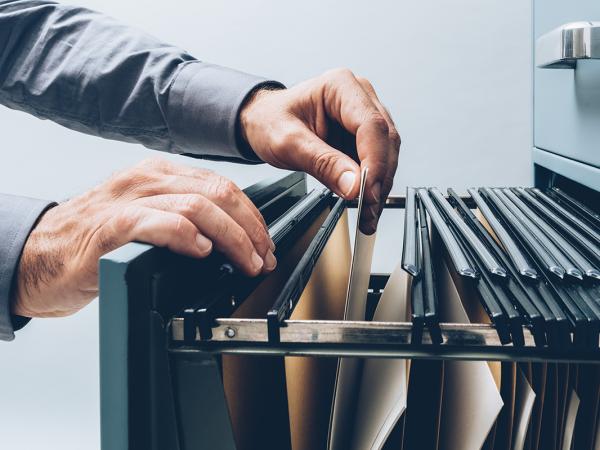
167;61;284;162
0;196;55;341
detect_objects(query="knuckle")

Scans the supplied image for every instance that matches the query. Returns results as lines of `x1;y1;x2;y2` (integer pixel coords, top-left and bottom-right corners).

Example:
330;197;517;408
211;178;238;204
249;221;268;247
109;168;158;198
356;76;373;90
311;151;338;179
332;67;354;78
181;195;206;216
389;128;401;148
366;112;390;135
172;215;190;237
112;208;139;233
138;157;171;172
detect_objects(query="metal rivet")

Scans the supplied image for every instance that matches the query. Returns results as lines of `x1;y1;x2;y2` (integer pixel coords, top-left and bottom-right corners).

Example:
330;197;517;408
231;296;236;307
225;327;236;338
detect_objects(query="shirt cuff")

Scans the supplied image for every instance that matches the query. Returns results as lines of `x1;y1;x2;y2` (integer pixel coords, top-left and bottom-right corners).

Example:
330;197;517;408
0;194;55;341
167;61;285;162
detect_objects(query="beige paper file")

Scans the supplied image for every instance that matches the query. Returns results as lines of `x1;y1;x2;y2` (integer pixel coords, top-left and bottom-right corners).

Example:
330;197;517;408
512;368;536;450
556;364;570;449
285;210;352;450
562;390;581;450
436;258;504;450
222;207;329;450
350;264;410;450
329;168;377;450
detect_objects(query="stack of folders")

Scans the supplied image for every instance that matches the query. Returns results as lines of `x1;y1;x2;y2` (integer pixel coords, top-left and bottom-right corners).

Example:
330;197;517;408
400;186;600;450
220;176;600;450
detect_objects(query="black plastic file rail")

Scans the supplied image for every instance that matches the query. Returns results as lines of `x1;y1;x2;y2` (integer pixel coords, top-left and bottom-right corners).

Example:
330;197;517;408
177;189;600;356
417;195;443;344
186;188;334;340
266;196;347;342
447;189;528;347
425;190;512;345
479;188;574;348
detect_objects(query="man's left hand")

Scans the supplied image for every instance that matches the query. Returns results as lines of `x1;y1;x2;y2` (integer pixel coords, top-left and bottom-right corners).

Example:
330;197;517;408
240;68;400;235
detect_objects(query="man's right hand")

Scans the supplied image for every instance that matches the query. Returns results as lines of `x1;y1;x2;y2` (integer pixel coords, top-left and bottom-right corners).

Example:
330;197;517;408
11;158;276;318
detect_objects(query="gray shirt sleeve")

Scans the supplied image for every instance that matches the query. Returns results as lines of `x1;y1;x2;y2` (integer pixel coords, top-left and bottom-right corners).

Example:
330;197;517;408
0;0;284;162
0;1;286;340
0;194;54;341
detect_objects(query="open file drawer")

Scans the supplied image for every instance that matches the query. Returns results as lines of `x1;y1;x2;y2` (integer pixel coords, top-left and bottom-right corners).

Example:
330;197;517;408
99;169;600;450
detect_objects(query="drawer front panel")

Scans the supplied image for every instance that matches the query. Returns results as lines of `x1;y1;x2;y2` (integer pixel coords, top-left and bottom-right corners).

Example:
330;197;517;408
534;0;600;168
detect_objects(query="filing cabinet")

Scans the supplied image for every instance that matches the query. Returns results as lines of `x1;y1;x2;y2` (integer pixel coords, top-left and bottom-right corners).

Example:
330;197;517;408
98;3;600;449
534;0;600;174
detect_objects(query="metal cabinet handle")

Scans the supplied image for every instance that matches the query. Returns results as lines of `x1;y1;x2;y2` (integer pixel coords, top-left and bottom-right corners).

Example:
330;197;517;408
536;21;600;68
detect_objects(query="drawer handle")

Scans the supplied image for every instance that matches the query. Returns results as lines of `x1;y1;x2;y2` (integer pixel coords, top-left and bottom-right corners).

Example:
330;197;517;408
536;21;600;69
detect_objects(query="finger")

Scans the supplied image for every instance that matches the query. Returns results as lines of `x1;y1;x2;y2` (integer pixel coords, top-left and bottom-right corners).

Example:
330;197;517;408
356;78;400;227
320;69;393;233
145;164;273;249
178;171;270;240
272;122;361;199
356;77;400;202
138;194;272;276
139;173;275;257
96;205;213;259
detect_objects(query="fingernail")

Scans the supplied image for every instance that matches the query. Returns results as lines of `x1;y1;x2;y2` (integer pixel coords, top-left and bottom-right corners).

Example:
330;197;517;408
196;234;213;256
371;182;381;203
263;250;277;271
360;220;377;235
251;251;264;273
338;171;356;197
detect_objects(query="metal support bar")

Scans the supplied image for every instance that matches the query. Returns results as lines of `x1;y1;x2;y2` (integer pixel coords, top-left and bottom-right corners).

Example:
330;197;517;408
169;318;600;363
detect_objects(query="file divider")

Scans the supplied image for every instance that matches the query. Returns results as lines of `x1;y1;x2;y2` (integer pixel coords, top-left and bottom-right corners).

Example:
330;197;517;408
448;189;547;346
417;195;443;345
503;188;585;280
429;192;511;345
429;188;506;278
521;188;600;273
482;188;566;280
468;188;538;280
478;188;574;348
410;274;426;345
530;188;600;249
417;189;478;279
447;189;527;346
402;187;420;277
550;187;600;228
266;196;346;343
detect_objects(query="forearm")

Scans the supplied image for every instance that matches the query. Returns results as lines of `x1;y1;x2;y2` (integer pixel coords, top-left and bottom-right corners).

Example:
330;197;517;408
0;0;282;161
0;193;54;340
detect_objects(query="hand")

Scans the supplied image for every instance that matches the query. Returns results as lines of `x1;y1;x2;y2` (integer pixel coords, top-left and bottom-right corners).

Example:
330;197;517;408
12;158;276;318
240;68;400;234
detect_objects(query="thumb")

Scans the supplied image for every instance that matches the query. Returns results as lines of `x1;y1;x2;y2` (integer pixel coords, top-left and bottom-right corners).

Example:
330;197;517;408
289;128;361;199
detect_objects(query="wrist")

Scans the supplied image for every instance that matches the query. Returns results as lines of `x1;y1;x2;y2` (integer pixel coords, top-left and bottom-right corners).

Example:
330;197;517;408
238;82;285;152
10;204;60;318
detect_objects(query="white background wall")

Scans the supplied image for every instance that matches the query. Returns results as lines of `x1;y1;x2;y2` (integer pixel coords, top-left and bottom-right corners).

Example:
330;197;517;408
0;1;532;448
